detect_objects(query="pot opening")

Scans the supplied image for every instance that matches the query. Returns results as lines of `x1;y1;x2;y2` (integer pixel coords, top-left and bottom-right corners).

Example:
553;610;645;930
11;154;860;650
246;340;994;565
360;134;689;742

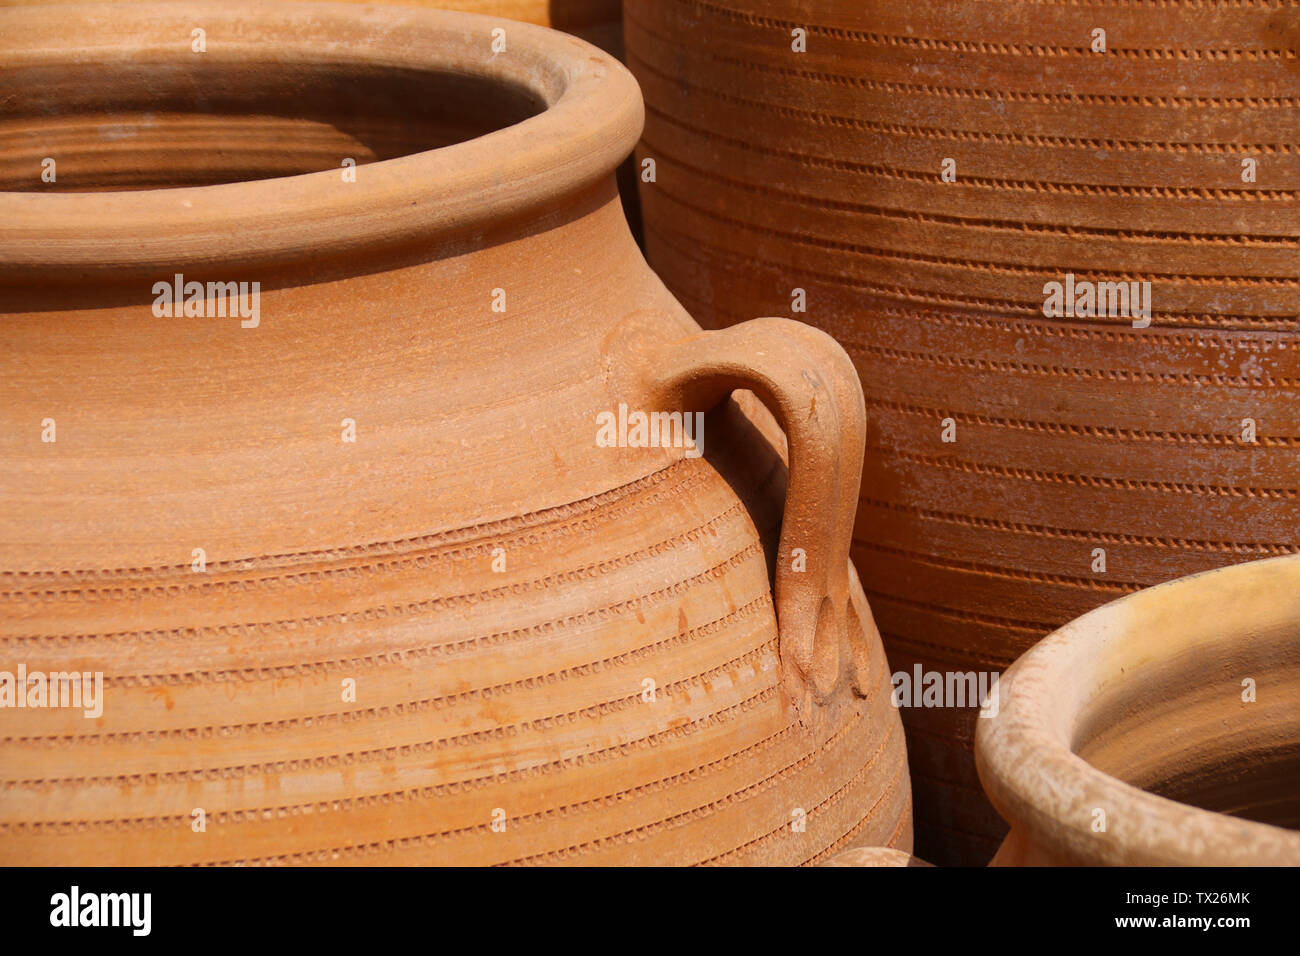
0;3;643;277
1072;645;1300;831
1;61;545;192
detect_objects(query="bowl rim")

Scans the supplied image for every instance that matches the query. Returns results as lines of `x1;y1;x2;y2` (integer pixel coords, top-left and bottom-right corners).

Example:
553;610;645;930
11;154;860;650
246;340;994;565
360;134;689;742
975;553;1300;865
0;1;643;278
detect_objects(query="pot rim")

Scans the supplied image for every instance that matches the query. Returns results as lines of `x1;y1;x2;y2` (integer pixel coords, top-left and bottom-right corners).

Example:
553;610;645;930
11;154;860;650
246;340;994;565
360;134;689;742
0;1;643;278
975;553;1300;865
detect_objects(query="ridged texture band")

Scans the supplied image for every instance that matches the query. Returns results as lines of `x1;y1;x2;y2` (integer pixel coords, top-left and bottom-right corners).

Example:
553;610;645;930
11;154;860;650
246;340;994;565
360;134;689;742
626;0;1300;864
1;457;911;865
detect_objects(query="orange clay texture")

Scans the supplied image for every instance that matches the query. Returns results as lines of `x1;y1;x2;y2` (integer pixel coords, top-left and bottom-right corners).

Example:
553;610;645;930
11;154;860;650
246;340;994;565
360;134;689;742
625;0;1300;866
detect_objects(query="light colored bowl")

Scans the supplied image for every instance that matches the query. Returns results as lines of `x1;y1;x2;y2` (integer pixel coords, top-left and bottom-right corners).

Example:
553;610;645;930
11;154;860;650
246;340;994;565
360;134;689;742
977;555;1300;865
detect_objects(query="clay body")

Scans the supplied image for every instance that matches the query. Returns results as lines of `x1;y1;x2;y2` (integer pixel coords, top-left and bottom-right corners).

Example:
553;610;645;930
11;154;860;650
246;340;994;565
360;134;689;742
977;556;1300;866
0;3;909;865
625;0;1300;864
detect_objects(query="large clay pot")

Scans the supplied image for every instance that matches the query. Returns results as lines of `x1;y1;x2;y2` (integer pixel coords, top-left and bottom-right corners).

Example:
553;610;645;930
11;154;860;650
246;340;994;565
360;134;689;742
0;2;910;865
976;555;1300;866
625;0;1300;864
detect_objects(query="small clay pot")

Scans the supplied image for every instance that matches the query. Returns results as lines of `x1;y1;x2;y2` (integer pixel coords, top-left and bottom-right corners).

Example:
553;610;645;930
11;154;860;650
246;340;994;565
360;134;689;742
976;555;1300;866
0;2;908;865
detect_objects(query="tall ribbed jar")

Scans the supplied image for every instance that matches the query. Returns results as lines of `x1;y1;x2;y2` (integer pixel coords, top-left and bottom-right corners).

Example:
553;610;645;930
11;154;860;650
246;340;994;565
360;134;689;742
626;0;1300;864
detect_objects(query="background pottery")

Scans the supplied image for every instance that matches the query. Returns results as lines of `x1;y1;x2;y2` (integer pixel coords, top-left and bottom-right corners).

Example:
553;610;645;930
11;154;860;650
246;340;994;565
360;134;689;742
0;2;910;865
625;0;1300;864
977;555;1300;866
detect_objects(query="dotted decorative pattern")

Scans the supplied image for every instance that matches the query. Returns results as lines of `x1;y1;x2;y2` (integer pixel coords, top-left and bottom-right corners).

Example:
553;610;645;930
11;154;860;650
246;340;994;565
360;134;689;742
627;0;1300;865
0;457;911;865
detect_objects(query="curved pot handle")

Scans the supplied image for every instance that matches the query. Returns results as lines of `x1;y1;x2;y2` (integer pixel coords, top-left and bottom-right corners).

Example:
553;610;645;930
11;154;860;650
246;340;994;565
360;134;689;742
620;315;866;707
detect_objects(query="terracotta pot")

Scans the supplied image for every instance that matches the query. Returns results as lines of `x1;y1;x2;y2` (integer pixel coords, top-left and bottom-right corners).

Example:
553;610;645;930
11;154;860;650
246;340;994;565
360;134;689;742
0;2;910;865
976;556;1300;866
625;0;1300;864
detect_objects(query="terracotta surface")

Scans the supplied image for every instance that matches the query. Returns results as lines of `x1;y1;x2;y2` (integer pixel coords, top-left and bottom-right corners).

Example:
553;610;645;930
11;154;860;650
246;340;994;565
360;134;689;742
625;0;1300;864
0;2;910;865
977;556;1300;866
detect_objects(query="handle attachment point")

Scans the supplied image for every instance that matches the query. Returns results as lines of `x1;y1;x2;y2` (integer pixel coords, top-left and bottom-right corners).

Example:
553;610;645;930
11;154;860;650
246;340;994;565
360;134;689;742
611;310;869;708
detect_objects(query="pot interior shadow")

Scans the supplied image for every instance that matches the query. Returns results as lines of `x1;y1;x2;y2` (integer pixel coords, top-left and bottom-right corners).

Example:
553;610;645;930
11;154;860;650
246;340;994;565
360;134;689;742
0;60;544;191
1073;643;1300;830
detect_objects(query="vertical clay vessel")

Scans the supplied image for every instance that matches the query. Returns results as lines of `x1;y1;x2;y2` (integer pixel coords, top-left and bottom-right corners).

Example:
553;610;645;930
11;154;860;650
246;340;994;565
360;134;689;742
626;0;1300;864
0;2;910;865
977;555;1300;866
